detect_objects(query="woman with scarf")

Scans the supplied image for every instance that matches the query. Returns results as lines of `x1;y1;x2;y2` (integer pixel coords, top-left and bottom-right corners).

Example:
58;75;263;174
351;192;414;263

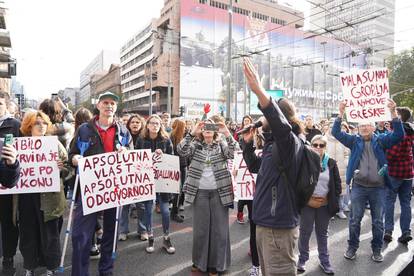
297;135;341;275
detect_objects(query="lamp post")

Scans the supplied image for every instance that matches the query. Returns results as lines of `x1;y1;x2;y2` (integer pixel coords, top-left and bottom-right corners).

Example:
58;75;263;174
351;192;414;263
226;0;233;120
321;41;327;118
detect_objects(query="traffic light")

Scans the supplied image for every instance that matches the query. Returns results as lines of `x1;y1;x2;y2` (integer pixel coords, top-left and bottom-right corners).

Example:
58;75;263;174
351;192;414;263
179;106;185;116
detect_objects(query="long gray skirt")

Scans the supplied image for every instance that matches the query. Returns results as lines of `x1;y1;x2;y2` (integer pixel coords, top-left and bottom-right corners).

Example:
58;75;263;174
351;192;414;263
192;189;231;272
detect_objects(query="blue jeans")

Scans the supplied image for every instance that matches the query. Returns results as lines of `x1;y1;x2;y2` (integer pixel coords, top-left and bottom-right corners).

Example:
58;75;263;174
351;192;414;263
119;203;147;235
384;177;412;234
143;195;170;236
348;184;385;252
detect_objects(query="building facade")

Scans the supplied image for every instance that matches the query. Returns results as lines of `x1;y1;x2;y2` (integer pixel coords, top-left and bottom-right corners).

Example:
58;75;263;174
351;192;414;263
79;50;119;104
309;0;395;67
0;3;15;94
57;87;80;109
90;64;121;98
121;0;305;116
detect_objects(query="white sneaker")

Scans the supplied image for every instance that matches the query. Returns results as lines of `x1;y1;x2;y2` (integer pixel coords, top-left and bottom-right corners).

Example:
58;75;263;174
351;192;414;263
139;232;149;241
343;205;350;212
249;265;260;276
337;211;347;219
118;233;127;241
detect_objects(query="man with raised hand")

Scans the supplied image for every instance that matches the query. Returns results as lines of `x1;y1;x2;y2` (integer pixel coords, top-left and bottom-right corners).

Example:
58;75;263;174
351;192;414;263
331;99;404;263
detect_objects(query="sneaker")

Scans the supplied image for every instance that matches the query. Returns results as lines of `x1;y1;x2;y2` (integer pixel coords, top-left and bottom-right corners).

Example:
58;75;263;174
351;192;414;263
237;211;245;224
343;205;350;212
90;244;101;260
138;232;149;241
155;204;161;214
319;262;334;275
146;236;155;253
297;259;306;273
118;233;127;241
383;231;393;242
249;266;260;276
171;213;184;223
398;232;413;244
371;251;384;262
25;270;34;276
2;257;16;276
344;248;357;260
336;211;347;219
163;236;176;254
191;264;200;272
46;270;57;276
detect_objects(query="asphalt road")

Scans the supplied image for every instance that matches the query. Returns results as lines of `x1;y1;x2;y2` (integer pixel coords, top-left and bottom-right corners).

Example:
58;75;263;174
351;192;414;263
10;200;414;276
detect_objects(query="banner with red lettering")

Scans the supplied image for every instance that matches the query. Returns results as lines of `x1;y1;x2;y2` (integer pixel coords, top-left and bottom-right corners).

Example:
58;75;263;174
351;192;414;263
340;68;391;123
232;150;261;201
78;149;155;215
0;136;60;194
153;153;180;194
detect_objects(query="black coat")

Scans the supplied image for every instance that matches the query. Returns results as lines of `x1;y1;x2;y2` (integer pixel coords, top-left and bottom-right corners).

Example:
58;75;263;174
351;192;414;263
0;117;21;188
326;158;341;217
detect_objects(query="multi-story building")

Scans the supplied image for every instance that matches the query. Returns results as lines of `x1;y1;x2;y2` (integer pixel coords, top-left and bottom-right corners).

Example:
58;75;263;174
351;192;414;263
79;50;119;104
0;3;15;93
309;0;395;67
121;0;304;116
90;64;121;99
57;87;80;109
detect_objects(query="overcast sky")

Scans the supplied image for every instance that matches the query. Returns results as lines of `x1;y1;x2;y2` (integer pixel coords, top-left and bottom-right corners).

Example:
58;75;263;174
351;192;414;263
6;0;413;101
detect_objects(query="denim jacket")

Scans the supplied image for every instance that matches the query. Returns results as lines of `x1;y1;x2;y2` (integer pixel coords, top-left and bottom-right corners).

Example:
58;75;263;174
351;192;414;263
331;117;404;186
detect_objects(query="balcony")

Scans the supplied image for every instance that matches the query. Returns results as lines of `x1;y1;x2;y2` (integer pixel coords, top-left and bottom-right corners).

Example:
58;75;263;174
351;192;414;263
0;29;11;48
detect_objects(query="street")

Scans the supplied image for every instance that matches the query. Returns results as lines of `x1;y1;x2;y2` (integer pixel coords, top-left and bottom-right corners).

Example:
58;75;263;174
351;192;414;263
8;199;414;276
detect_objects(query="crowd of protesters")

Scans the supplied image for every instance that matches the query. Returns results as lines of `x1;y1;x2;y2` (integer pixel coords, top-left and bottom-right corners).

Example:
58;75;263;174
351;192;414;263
0;57;413;276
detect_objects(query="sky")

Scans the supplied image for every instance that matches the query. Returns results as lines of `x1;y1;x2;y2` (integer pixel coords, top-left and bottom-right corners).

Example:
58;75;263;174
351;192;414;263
6;0;414;101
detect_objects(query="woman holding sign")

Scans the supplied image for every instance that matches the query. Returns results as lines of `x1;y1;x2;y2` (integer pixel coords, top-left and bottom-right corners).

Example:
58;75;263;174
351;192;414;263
177;119;239;276
136;114;176;254
18;111;68;276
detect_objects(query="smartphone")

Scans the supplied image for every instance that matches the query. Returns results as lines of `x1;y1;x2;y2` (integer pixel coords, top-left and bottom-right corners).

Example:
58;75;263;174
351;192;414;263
204;124;219;131
4;134;13;146
0;134;13;160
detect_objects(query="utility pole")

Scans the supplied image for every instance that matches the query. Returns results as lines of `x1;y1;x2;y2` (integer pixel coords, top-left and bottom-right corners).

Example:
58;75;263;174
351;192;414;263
226;0;233;120
167;29;172;115
149;59;153;115
321;41;327;119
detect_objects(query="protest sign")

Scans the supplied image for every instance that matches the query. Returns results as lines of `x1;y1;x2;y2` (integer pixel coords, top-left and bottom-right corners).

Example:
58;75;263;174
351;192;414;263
340;68;391;123
78;149;155;215
0;136;60;194
153;153;180;194
232;150;262;201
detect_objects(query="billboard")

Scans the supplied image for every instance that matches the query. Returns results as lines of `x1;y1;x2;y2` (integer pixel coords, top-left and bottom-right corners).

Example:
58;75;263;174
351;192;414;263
180;0;366;120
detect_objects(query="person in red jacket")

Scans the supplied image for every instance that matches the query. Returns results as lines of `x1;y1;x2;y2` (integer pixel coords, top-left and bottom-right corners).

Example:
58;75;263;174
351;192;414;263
384;107;414;244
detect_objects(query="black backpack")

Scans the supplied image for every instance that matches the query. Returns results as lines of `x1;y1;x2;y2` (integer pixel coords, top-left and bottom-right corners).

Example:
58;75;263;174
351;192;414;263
272;138;321;210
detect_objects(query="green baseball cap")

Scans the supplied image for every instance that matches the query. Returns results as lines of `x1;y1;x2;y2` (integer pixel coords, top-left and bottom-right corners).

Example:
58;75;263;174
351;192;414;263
98;91;119;102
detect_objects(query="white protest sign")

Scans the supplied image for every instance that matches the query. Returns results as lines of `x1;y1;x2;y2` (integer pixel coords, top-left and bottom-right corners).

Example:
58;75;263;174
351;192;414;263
0;136;60;194
153;153;180;194
232;150;261;201
78;149;155;215
340;68;391;123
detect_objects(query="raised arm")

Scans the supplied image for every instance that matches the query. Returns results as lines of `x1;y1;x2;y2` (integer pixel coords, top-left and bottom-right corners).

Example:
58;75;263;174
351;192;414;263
331;101;356;148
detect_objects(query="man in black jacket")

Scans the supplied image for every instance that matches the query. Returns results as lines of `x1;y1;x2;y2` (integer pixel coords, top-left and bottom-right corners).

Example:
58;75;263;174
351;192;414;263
243;58;304;275
0;91;20;276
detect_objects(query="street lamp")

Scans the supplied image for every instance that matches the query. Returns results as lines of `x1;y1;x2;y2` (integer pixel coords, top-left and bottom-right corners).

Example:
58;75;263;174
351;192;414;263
321;41;327;118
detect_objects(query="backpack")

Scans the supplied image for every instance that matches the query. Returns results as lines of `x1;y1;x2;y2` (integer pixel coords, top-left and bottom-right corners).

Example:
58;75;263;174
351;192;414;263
272;138;321;210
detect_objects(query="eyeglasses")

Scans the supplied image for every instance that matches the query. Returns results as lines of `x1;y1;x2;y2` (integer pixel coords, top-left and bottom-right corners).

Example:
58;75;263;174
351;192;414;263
34;121;48;127
312;143;326;149
148;121;160;126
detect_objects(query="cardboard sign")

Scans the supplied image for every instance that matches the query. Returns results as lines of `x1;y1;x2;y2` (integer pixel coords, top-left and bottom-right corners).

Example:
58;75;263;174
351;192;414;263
153;153;180;194
340;68;391;123
0;136;61;194
78;149;155;215
232;150;262;201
